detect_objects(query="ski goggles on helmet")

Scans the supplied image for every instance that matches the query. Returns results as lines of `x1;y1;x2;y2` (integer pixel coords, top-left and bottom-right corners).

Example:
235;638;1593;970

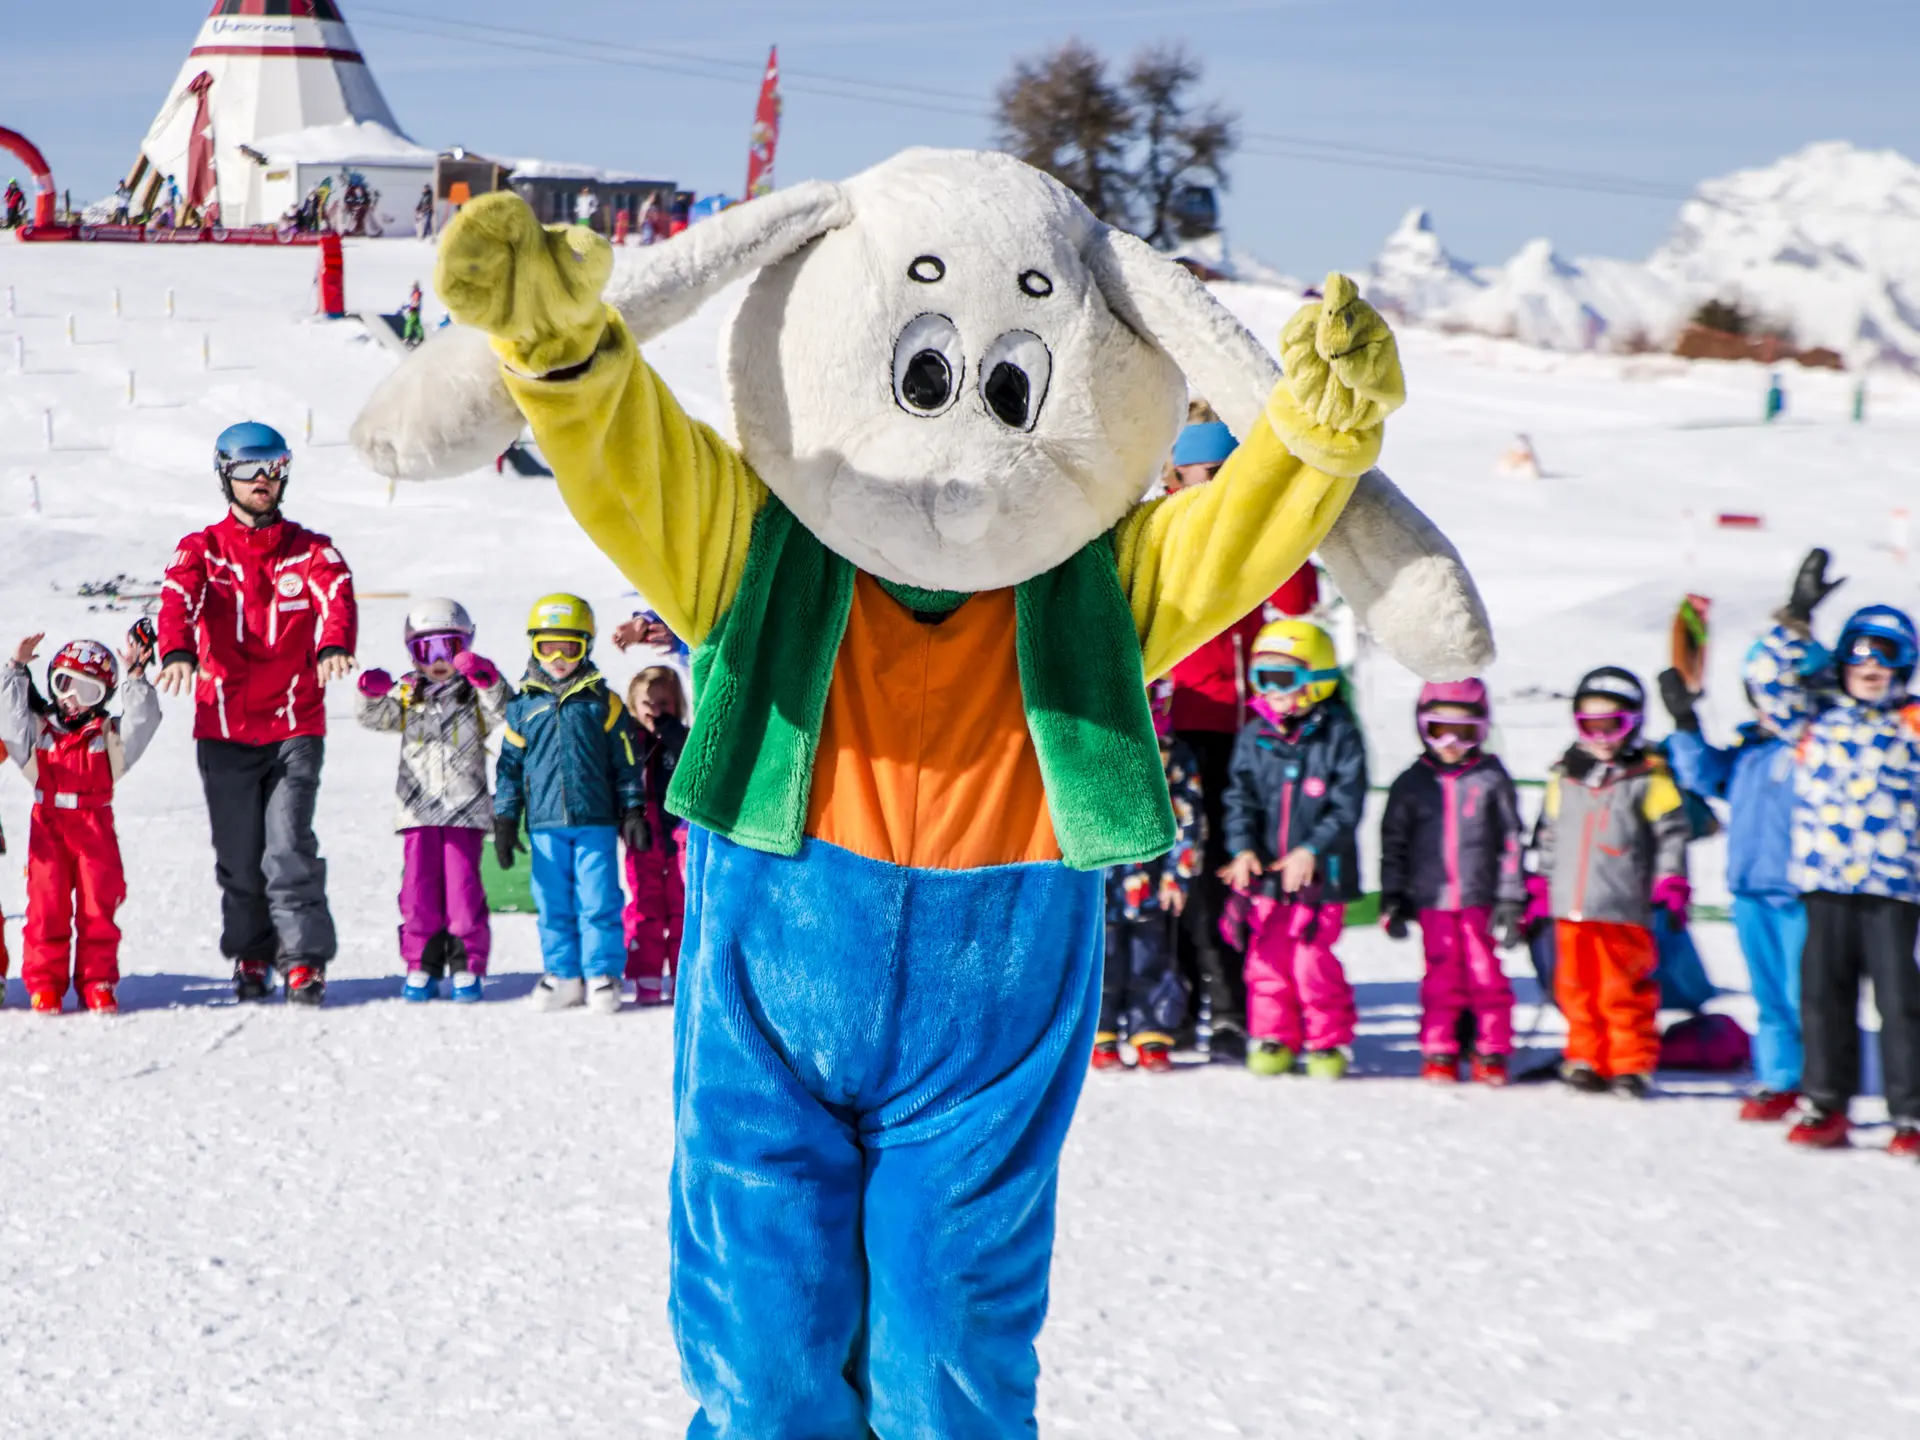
1843;633;1916;669
220;455;290;485
531;633;590;664
1250;662;1342;695
49;668;109;711
1574;709;1640;741
1419;713;1489;747
407;631;469;667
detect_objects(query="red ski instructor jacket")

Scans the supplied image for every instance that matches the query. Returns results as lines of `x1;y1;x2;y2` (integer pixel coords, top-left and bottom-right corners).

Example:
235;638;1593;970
158;514;357;745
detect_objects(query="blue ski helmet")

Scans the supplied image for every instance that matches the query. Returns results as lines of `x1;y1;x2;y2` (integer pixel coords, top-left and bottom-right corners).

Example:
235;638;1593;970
1837;605;1918;679
214;421;292;500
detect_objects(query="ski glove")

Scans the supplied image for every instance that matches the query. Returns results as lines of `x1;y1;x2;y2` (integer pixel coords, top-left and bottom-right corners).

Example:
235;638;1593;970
435;191;614;376
127;617;157;668
1492;899;1525;950
1656;667;1700;732
1521;874;1553;934
1652;875;1692;925
1380;896;1415;941
1269;272;1405;478
451;650;501;690
620;806;653;854
493;817;522;870
358;668;395;699
1784;547;1844;627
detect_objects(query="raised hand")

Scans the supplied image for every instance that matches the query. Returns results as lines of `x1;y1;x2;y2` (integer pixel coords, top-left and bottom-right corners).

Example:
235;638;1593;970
435;192;614;375
1784;547;1844;625
11;632;44;668
1269;272;1406;478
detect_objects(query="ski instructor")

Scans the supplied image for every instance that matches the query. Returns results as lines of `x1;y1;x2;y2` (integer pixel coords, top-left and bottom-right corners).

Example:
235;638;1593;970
157;422;359;1006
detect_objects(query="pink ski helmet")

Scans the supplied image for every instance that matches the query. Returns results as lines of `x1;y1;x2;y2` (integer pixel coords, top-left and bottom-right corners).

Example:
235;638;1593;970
1415;677;1490;748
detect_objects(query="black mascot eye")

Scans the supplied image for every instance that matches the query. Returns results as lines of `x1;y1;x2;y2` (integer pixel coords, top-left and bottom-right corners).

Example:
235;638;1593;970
892;313;964;417
977;330;1052;432
983;363;1029;428
1018;269;1053;298
901;351;953;411
908;255;946;283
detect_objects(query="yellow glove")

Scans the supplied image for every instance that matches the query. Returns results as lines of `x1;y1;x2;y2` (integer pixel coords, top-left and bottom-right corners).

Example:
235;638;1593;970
434;192;614;376
1268;272;1405;478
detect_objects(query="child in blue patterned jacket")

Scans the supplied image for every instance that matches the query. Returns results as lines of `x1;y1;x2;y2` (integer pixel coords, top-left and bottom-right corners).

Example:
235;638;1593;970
1746;549;1920;1157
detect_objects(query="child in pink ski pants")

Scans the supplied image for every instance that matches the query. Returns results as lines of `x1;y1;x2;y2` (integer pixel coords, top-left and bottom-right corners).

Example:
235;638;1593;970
622;666;688;1004
1244;895;1355;1051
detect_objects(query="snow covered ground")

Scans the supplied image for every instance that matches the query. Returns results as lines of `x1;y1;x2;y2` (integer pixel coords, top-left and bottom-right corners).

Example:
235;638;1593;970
2;237;1919;1438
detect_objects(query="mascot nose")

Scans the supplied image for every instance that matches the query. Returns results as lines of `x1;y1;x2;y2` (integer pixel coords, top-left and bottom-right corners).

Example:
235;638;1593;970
932;478;997;544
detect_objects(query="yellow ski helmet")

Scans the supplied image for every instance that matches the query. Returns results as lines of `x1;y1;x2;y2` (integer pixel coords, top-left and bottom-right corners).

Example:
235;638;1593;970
526;593;596;639
1249;620;1341;709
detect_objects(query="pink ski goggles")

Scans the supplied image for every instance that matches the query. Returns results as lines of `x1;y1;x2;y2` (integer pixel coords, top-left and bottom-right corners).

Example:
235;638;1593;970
1574;710;1640;741
407;631;469;667
1418;713;1488;747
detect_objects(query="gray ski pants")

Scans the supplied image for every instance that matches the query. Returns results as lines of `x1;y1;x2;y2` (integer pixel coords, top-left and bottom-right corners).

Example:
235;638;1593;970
197;736;337;968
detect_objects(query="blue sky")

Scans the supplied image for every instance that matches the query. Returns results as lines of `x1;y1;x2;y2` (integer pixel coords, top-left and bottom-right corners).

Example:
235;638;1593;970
10;1;1917;275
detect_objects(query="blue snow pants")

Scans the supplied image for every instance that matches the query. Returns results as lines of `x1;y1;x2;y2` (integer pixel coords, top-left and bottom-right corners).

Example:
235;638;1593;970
671;827;1104;1439
529;825;625;980
1733;892;1807;1093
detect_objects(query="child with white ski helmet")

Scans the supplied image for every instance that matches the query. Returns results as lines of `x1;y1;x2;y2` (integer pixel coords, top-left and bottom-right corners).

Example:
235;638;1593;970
1221;620;1367;1078
1746;548;1920;1156
1379;678;1527;1084
1529;665;1691;1098
356;598;512;1001
0;627;163;1013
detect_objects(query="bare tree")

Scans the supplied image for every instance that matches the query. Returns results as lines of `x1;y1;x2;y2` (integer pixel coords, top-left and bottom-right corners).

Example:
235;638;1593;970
1127;45;1238;248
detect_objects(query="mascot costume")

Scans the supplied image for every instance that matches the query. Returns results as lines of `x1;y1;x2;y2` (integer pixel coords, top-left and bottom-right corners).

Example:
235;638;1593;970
354;148;1493;1436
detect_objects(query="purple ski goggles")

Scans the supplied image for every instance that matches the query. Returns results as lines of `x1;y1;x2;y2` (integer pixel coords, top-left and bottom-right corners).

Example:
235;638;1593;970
408;631;469;667
1418;713;1489;747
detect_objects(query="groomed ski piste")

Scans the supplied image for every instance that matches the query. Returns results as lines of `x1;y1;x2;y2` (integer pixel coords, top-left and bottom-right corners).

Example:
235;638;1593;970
2;238;1919;1438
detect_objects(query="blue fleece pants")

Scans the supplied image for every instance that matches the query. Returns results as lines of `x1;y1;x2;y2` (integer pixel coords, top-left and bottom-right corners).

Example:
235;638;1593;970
672;827;1103;1439
528;826;625;980
1733;892;1806;1093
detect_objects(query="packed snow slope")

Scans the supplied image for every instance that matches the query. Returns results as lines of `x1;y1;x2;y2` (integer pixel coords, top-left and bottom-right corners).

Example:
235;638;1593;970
2;238;1919;1439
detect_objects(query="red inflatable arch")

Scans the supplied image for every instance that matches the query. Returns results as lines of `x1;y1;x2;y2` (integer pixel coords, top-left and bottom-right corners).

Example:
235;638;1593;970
0;126;57;227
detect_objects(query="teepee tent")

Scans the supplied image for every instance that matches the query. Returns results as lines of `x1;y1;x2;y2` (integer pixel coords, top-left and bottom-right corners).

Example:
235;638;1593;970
127;0;431;228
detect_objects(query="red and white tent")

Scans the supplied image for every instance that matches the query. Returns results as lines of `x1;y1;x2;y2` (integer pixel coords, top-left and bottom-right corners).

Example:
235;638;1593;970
127;0;426;226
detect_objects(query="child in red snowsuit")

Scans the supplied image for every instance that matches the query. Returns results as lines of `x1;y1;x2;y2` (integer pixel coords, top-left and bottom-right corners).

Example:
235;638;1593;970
623;666;688;1004
1;632;162;1014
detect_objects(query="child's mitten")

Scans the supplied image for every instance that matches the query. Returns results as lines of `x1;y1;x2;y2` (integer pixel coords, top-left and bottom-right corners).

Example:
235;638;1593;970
358;668;395;699
452;651;501;690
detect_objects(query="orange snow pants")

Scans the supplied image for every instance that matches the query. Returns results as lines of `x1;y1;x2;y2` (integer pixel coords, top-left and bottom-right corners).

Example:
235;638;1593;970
1555;919;1660;1079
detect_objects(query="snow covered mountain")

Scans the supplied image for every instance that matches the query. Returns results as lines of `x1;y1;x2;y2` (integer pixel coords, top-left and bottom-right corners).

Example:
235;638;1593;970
1365;141;1920;365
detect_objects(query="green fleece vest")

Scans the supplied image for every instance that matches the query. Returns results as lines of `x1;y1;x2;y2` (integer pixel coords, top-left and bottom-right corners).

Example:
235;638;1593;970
665;497;1175;871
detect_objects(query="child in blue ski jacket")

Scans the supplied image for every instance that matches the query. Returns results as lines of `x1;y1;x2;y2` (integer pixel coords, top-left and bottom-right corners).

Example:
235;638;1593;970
1746;550;1920;1157
493;594;646;1014
1660;660;1803;1120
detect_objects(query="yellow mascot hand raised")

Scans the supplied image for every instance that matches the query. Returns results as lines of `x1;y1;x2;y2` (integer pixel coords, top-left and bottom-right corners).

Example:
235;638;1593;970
1268;272;1406;478
434;192;615;376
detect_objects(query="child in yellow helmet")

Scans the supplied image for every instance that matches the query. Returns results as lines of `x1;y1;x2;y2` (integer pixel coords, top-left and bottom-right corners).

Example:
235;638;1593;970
1220;620;1367;1077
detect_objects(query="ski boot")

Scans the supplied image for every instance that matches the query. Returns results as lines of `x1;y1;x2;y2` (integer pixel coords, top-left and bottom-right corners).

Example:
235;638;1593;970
449;972;483;1004
1886;1125;1920;1161
1135;1040;1175;1074
1421;1053;1461;1085
1785;1105;1850;1150
1737;1089;1800;1123
402;969;438;1003
1560;1060;1608;1094
1090;1037;1125;1072
1245;1040;1295;1077
586;976;625;1015
285;964;327;1007
1469;1053;1510;1087
82;981;119;1015
528;975;585;1011
1610;1072;1653;1101
233;959;272;1004
1304;1048;1349;1081
29;987;62;1015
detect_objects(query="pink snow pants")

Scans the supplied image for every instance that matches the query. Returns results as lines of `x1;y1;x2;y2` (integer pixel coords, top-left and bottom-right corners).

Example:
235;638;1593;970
1244;897;1354;1051
399;825;491;976
1418;906;1514;1056
623;812;685;1000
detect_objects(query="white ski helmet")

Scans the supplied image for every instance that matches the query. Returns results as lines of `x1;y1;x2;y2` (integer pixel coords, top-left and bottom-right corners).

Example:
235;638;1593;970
404;597;475;644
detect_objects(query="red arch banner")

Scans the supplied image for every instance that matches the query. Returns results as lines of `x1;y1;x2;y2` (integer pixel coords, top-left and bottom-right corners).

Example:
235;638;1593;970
0;126;57;226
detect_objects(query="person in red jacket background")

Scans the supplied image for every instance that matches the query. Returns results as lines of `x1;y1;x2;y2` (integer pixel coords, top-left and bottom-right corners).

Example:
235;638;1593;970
157;422;359;1006
1164;419;1320;1051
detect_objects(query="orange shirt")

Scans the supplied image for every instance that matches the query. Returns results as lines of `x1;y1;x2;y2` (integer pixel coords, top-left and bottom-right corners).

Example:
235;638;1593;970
805;574;1059;870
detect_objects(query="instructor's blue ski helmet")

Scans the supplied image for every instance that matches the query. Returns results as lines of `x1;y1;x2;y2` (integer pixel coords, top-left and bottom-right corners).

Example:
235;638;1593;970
1838;605;1918;681
214;421;292;500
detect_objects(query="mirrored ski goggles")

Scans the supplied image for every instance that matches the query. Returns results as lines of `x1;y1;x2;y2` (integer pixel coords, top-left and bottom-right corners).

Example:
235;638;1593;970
50;669;108;710
1843;634;1915;669
1419;714;1489;746
1574;710;1640;740
1250;663;1341;696
220;455;290;484
531;633;589;664
407;631;469;667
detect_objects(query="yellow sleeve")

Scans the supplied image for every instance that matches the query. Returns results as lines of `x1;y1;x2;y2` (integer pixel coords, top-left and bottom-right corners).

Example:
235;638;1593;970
501;309;767;647
1544;779;1561;820
1641;766;1683;821
1113;411;1359;681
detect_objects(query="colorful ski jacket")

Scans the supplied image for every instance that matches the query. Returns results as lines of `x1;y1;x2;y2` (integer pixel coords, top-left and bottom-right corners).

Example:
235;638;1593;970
1222;699;1368;902
1665;723;1798;900
494;664;643;833
1531;745;1690;929
1105;737;1206;921
1379;751;1526;913
1746;623;1920;902
355;670;513;832
0;663;161;805
497;309;1364;874
157;513;357;744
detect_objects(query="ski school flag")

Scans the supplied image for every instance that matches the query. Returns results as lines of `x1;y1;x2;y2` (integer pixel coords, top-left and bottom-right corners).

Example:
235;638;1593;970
745;46;781;199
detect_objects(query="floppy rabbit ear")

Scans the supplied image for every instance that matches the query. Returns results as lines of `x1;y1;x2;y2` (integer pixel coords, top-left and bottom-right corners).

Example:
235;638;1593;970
351;181;852;481
1085;227;1495;680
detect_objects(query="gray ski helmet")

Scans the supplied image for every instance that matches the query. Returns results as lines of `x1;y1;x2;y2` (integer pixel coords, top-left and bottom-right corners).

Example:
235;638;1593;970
404;597;475;645
1572;665;1646;712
